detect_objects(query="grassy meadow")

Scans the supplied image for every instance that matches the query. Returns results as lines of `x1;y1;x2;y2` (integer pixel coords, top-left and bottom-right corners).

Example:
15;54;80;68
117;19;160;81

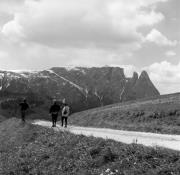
0;118;180;175
70;99;180;135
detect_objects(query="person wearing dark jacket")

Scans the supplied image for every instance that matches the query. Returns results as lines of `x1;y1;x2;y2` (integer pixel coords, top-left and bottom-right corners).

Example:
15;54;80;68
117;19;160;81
19;99;29;122
49;101;60;127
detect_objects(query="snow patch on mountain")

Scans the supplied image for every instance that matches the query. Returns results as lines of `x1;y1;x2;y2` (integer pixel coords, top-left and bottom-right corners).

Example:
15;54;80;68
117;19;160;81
8;70;37;73
5;82;10;88
20;73;32;78
0;73;4;78
80;69;86;75
4;73;21;80
7;70;39;79
64;66;87;75
64;66;80;72
120;86;125;101
0;79;2;91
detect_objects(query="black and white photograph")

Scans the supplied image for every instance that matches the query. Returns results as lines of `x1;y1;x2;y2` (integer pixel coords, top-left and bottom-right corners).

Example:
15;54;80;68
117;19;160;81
0;0;179;174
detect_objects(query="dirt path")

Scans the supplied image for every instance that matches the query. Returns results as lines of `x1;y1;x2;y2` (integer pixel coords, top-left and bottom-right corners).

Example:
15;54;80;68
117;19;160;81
33;120;180;151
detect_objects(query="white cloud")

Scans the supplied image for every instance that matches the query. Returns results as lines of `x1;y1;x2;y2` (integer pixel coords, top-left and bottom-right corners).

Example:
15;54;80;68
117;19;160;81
123;65;139;77
146;61;180;94
1;18;25;42
0;0;24;18
146;29;177;46
0;0;177;73
165;50;176;57
1;0;166;49
0;50;8;58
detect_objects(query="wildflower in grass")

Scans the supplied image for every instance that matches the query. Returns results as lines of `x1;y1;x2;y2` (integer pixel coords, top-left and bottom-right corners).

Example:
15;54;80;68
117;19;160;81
110;172;115;175
105;168;110;173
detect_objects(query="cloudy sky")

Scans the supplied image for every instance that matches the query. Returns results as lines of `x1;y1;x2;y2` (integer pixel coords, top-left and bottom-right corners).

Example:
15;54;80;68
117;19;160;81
0;0;179;94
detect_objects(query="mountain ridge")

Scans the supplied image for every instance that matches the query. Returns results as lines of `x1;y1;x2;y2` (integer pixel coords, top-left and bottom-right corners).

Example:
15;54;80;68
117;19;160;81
0;66;160;112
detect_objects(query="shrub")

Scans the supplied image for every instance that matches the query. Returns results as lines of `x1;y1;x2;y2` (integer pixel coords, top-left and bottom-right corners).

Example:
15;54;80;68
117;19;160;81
168;110;177;116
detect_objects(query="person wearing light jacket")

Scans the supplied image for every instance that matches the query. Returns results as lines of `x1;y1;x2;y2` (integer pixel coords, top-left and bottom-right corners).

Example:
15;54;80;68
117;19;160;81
61;103;70;128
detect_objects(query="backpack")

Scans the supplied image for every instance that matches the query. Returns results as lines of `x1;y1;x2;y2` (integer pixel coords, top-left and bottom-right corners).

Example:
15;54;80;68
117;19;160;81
62;106;70;117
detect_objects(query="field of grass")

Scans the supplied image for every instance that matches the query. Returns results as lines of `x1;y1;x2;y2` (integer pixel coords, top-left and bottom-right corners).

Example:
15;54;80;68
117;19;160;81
0;115;5;122
0;118;180;175
70;96;180;135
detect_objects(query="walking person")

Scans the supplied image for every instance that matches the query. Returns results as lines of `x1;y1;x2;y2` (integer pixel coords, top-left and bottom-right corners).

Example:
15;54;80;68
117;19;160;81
49;100;60;127
19;99;29;123
61;103;70;128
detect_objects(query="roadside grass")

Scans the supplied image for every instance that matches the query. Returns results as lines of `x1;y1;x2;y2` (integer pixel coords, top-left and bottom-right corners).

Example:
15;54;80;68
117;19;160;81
70;102;180;135
1;118;180;175
0;115;5;122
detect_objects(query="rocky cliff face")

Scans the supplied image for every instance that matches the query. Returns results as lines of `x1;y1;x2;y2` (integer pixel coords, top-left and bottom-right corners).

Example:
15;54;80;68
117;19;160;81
0;67;160;112
132;71;160;99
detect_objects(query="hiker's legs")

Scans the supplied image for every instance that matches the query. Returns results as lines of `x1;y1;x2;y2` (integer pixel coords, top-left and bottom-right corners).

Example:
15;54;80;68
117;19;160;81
61;116;64;127
52;114;58;127
21;111;25;122
51;115;53;126
52;115;55;127
65;117;67;127
54;114;58;127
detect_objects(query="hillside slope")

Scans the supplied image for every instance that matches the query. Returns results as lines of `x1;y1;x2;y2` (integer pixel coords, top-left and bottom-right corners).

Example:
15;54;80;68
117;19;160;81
70;93;180;134
1;118;180;175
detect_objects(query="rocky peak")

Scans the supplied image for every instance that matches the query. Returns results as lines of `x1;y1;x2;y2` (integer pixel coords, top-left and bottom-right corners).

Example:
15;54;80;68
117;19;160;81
133;72;138;78
139;71;149;80
133;70;160;98
132;72;138;81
